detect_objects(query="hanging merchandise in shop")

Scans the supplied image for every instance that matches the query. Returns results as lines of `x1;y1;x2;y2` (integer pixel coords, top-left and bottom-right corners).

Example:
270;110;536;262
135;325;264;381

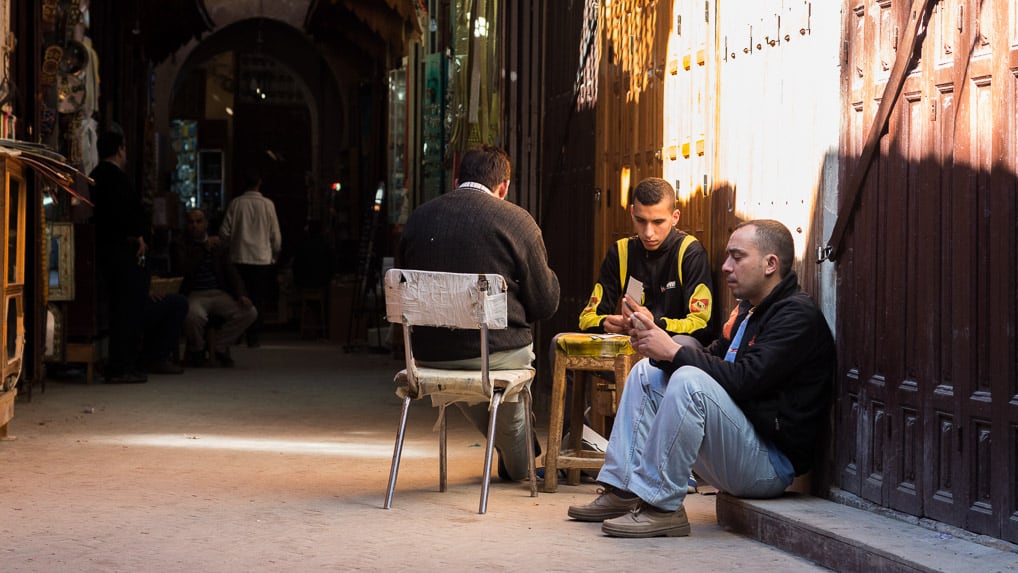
0;139;92;203
39;0;99;176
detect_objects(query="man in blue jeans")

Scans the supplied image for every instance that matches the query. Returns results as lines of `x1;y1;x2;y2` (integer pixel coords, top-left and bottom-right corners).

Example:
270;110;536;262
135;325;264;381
567;219;835;538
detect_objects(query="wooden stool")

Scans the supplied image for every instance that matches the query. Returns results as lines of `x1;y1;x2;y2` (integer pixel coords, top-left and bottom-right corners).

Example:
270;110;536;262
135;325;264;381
543;333;641;493
64;341;99;385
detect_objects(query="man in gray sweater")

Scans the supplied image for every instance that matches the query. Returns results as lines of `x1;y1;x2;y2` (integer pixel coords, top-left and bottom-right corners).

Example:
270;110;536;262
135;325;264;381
398;144;560;480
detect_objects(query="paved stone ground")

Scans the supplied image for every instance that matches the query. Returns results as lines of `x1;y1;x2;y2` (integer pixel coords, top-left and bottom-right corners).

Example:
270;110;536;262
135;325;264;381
1;332;828;572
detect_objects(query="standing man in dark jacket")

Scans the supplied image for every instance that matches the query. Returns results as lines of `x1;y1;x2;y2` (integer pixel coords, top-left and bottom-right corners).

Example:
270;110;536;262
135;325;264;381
399;144;560;481
568;219;835;538
90;128;150;383
172;208;257;367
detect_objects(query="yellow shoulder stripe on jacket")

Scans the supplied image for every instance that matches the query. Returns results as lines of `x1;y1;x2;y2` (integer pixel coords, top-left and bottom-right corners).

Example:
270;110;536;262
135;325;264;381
619;234;697;289
676;234;697;285
617;237;629;290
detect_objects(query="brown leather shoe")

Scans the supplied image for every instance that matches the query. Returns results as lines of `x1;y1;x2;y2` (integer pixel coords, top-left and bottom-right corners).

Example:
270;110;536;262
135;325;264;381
567;486;641;522
601;504;691;538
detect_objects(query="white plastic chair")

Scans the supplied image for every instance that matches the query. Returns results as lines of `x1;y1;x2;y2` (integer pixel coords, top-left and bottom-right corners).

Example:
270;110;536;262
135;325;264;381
382;269;538;514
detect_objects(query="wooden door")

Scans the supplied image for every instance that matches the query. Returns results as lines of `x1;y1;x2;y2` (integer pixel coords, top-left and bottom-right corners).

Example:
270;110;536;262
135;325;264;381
595;0;673;268
537;0;597;380
836;0;1018;541
663;0;714;245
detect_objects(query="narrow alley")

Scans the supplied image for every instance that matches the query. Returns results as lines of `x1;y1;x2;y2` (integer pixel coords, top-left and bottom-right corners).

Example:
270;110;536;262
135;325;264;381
1;332;827;572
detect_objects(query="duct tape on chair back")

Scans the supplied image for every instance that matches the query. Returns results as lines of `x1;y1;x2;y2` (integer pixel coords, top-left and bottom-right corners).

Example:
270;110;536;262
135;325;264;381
383;269;508;330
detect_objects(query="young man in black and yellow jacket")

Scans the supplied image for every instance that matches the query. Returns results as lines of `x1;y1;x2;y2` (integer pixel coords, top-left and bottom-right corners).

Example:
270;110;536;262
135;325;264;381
579;177;716;346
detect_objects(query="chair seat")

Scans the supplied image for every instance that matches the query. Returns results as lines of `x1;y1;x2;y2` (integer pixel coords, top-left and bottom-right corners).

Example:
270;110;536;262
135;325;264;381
395;367;535;406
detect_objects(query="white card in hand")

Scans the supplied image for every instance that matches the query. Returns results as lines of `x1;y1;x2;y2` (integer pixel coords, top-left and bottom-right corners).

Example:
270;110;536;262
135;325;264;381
625;277;644;308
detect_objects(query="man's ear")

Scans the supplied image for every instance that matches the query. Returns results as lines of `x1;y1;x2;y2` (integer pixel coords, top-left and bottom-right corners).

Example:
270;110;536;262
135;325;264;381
671;209;681;227
763;253;780;276
496;181;510;199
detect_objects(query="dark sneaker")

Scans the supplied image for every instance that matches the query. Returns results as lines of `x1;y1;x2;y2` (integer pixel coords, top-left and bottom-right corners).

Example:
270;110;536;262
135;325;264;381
535;467;568;480
601;504;691;538
567;486;641;522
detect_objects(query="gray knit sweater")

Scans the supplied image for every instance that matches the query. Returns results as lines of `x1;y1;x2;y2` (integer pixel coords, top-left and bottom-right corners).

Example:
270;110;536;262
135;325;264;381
398;187;560;361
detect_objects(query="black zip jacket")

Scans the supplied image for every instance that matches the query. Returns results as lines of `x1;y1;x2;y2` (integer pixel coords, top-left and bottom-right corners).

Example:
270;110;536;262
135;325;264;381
579;229;716;345
652;271;835;475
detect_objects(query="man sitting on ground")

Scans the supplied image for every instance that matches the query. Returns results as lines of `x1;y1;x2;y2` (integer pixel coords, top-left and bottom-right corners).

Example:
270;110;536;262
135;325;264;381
568;219;835;538
171;208;257;368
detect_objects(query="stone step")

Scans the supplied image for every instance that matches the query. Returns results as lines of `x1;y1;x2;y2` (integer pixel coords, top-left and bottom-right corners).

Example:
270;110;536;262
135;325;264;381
717;491;1018;573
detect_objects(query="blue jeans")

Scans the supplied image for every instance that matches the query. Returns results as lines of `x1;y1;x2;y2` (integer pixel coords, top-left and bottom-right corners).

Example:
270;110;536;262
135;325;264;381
598;360;792;511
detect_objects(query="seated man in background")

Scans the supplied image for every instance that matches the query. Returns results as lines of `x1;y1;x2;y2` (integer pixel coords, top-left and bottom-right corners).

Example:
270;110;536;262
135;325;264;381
171;208;257;368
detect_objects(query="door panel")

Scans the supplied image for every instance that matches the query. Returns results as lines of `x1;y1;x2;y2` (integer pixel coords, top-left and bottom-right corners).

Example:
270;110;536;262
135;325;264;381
596;0;670;266
837;0;1018;542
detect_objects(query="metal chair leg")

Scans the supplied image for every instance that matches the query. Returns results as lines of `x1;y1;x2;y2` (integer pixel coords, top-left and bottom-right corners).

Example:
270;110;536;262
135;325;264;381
439;407;448;492
523;388;538;498
479;391;503;514
383;395;413;509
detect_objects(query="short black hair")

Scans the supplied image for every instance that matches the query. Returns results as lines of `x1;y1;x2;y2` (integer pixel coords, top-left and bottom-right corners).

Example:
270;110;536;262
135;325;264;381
96;130;125;160
457;145;511;191
631;177;676;208
738;219;795;278
242;168;262;190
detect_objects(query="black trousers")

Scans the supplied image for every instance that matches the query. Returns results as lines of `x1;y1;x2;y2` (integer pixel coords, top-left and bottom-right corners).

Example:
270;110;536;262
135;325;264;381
98;257;149;376
236;264;274;341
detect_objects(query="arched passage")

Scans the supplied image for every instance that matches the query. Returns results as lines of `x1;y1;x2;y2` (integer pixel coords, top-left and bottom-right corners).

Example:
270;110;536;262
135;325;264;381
168;17;347;266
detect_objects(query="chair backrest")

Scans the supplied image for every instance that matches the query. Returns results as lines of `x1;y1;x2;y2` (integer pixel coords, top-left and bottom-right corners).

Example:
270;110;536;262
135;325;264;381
384;269;508;330
383;269;509;397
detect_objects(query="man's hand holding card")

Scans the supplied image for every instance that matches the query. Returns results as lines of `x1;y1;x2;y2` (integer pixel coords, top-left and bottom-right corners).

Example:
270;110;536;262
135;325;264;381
622;278;654;333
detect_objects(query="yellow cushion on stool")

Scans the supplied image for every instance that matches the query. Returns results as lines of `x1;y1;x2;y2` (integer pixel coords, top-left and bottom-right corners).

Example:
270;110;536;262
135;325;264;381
555;333;635;357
